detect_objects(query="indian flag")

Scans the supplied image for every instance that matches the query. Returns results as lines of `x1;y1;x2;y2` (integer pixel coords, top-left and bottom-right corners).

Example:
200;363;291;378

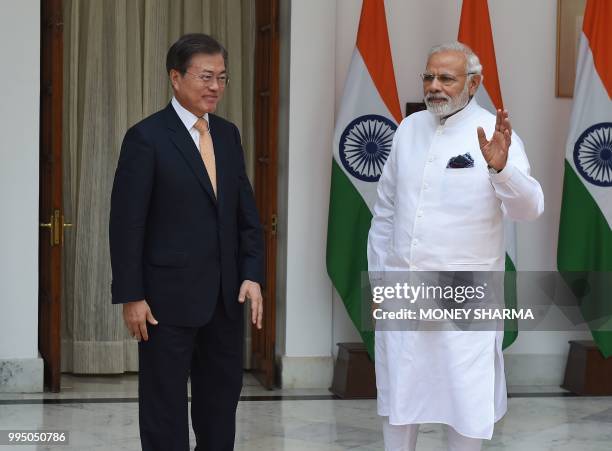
458;0;518;349
557;0;612;358
326;0;402;357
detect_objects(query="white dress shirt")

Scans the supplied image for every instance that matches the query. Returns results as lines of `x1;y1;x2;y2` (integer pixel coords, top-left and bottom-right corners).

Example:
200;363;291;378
171;96;210;151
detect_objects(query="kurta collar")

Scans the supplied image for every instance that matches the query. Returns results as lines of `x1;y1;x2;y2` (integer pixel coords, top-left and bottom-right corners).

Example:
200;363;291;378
438;97;479;127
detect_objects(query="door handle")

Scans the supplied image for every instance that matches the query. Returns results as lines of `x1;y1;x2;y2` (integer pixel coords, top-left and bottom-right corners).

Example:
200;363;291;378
40;220;54;244
40;209;73;246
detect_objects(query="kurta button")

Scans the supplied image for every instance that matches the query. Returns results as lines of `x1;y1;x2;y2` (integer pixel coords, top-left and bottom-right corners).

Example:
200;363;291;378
417;210;423;217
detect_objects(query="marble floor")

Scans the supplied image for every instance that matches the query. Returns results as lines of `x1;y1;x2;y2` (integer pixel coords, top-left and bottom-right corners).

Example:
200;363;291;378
0;374;611;450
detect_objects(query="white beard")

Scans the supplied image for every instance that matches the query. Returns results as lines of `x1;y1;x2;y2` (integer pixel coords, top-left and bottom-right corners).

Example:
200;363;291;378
424;81;470;117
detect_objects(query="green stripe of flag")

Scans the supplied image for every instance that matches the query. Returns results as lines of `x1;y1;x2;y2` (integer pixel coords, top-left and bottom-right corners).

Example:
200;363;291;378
558;160;612;358
327;160;375;357
503;254;518;350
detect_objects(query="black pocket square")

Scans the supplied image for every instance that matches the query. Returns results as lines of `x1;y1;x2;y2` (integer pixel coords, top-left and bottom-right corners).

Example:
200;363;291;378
446;152;474;168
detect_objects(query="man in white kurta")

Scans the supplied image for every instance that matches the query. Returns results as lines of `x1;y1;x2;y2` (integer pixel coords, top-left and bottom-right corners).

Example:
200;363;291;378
367;43;544;451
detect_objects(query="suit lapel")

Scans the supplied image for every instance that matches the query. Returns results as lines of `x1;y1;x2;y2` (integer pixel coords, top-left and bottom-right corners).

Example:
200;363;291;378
163;104;217;205
209;114;226;213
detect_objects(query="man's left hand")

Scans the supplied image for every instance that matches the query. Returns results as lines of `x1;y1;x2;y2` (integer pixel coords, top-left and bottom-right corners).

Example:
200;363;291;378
238;280;263;329
477;109;512;171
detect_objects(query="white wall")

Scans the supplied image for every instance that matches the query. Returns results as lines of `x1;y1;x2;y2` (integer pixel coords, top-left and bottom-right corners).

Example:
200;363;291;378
0;0;42;391
279;0;338;387
328;0;586;384
285;0;336;357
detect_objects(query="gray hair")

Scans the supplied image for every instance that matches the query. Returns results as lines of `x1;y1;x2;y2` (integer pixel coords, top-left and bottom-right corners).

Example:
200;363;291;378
427;41;483;75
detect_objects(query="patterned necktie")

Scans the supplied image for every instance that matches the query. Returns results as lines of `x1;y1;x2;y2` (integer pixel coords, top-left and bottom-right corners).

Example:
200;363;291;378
193;118;217;197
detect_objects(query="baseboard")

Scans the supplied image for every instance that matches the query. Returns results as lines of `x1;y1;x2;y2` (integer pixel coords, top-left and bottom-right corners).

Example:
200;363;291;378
504;353;567;387
0;356;44;393
279;355;333;389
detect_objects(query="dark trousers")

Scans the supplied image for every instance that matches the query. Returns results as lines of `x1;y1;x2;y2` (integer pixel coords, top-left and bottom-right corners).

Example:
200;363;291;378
138;299;244;451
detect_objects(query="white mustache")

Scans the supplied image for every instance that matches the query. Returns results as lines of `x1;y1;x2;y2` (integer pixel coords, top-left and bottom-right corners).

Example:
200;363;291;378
425;94;450;102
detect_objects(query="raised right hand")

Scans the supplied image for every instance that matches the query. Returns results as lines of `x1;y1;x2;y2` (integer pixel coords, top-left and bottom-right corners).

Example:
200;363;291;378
122;300;158;341
477;109;512;171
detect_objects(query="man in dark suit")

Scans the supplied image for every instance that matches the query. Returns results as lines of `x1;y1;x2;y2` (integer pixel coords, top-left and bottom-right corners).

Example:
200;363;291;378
109;33;264;451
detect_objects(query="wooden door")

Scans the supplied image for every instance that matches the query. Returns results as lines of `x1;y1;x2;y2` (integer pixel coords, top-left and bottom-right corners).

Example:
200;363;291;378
39;0;65;392
252;0;280;389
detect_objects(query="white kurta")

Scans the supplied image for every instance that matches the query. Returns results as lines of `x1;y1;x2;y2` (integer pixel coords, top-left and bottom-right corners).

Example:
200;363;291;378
367;99;544;439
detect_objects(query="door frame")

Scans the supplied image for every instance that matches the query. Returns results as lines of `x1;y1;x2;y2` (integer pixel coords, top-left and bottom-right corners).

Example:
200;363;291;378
39;0;64;392
252;0;280;389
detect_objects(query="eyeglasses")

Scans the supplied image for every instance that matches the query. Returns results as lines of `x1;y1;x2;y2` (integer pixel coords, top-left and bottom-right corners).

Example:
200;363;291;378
185;71;229;87
420;72;476;86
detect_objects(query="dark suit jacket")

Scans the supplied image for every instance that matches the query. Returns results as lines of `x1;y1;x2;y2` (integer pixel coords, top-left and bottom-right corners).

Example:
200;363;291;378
109;103;264;326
